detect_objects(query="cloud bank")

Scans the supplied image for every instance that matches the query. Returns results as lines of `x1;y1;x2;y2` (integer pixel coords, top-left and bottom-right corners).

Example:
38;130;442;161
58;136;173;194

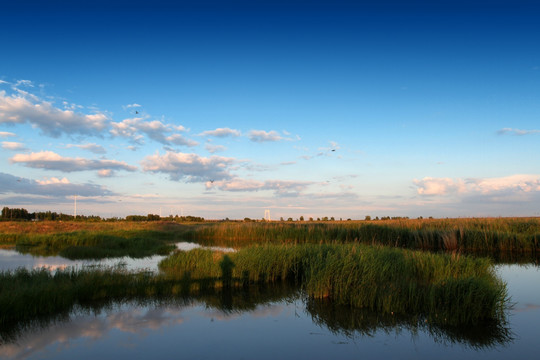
199;128;241;137
0;172;115;197
0;90;108;137
10;151;137;173
141;151;236;182
110;117;197;146
414;174;540;196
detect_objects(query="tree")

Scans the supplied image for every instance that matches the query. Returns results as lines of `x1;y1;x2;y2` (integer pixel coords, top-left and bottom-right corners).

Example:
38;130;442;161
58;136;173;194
364;215;371;221
299;216;304;221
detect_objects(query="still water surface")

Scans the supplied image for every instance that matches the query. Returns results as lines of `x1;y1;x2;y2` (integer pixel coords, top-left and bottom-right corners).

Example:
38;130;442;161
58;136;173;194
0;247;539;360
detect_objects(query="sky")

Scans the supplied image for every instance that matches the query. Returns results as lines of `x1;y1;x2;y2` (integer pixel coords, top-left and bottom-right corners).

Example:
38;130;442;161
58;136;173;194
1;0;539;219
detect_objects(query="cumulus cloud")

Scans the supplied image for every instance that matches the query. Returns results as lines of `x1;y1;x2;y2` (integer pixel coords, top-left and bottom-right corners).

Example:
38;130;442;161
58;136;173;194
35;177;70;185
167;134;198;147
141;151;235;182
413;177;467;196
248;130;283;143
0;131;16;138
497;128;540;136
205;144;226;153
0;172;115;197
97;169;115;177
66;143;107;154
199;128;241;137
0;90;108;137
414;175;540;196
10;151;137;173
207;178;313;196
1;141;27;151
110;117;196;146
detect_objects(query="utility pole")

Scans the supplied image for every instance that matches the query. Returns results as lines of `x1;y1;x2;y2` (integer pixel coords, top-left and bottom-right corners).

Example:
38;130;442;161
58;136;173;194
264;209;271;221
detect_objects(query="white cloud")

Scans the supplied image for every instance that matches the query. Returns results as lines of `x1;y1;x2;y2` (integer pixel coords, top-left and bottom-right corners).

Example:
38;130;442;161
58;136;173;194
469;174;540;193
110;117;196;146
497;128;540;136
0;90;108;137
15;79;34;88
199;128;241;137
413;177;466;195
36;177;70;185
205;144;226;153
414;174;540;196
207;178;313;196
248;130;283;143
0;172;115;197
97;169;115;177
0;131;16;138
66;143;107;154
141;151;236;182
1;141;27;151
10;151;137;173
125;103;141;108
166;134;199;147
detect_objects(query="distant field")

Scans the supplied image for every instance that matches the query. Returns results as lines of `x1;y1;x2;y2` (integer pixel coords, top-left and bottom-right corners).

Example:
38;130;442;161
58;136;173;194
181;217;540;253
1;217;538;254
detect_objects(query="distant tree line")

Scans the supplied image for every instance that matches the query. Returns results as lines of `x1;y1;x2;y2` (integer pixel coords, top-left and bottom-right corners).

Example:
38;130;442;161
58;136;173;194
125;214;205;222
364;215;411;221
1;207;204;222
1;207;101;221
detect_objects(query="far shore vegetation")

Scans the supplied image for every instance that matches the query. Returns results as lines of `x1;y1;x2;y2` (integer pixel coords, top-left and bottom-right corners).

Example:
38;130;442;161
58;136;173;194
0;206;535;332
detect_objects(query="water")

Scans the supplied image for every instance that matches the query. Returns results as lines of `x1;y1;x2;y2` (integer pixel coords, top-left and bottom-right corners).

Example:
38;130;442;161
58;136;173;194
0;248;539;359
0;242;234;272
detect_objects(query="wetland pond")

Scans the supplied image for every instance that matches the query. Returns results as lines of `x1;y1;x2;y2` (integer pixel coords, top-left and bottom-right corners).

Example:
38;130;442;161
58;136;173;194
1;244;539;360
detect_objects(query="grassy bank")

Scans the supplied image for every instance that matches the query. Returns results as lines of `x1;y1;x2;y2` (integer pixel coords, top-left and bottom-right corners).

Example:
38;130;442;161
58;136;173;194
0;222;187;259
0;222;191;259
183;218;540;253
159;244;509;325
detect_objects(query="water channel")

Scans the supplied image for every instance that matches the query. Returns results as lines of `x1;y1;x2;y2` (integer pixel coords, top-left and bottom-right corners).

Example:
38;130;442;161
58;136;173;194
0;245;539;359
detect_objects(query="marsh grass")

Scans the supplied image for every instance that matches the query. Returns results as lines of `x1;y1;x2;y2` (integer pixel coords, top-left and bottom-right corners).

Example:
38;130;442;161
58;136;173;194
184;218;540;253
0;275;510;350
0;268;297;344
0;229;179;259
159;244;509;325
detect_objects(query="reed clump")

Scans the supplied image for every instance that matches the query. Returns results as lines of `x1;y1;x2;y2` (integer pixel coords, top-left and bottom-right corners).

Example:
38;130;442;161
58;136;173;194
184;218;540;253
0;229;179;259
159;244;508;325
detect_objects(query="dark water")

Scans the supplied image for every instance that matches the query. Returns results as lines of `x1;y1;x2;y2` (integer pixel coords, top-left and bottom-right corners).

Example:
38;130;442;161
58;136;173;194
0;249;539;360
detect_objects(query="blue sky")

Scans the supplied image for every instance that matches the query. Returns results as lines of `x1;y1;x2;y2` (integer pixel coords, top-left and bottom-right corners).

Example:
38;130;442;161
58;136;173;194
1;0;539;219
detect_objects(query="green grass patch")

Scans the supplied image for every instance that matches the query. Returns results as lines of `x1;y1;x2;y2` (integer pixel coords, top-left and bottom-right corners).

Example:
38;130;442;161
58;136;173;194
0;229;178;259
159;244;509;325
